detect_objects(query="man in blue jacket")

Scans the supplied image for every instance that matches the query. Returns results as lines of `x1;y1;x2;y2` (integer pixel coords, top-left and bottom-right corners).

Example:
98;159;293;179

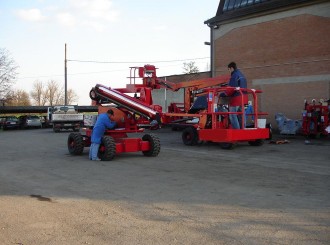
225;62;248;129
89;109;117;161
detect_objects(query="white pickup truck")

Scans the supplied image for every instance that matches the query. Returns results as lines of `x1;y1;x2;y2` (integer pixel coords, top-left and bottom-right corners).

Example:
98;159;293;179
48;105;84;132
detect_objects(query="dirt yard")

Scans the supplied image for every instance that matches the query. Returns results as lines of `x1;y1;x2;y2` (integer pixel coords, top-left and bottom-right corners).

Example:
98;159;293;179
0;128;329;244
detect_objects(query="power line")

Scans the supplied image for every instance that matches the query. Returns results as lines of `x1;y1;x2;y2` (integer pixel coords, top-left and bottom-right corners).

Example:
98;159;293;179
19;68;129;79
17;57;329;80
67;57;210;64
17;57;210;79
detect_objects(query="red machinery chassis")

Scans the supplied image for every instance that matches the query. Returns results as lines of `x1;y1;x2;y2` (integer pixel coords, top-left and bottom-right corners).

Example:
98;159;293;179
68;128;160;161
181;125;269;149
172;87;270;149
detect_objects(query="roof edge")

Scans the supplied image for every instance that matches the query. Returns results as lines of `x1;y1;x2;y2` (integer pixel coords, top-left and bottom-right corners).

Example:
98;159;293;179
204;0;327;26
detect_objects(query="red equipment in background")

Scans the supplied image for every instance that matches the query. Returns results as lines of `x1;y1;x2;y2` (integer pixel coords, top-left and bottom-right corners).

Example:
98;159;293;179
302;99;330;137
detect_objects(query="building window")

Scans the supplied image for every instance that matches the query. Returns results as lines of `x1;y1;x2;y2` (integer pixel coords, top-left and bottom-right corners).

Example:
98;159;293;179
223;0;270;12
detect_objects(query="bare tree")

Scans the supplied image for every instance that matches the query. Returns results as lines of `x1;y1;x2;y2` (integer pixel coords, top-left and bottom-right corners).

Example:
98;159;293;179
0;48;18;102
30;80;79;106
183;61;199;74
46;80;64;106
30;80;47;106
66;88;79;105
6;89;31;106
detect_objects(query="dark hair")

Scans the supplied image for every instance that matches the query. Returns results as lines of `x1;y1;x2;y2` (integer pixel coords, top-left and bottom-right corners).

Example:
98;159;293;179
107;109;114;115
227;62;237;70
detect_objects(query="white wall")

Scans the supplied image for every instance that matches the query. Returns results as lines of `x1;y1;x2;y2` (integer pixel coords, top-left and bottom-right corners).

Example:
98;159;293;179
152;88;184;112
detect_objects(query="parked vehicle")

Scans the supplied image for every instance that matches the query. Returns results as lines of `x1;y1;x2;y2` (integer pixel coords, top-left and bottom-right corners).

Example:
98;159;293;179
1;116;20;130
19;115;42;129
48;106;84;132
39;116;47;128
0;116;6;128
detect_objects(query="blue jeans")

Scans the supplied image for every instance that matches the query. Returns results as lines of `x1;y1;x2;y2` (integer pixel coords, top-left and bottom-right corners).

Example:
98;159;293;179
229;106;241;129
89;143;100;160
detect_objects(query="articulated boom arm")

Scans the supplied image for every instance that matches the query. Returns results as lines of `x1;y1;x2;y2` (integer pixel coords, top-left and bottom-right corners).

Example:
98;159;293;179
127;64;231;112
89;65;230;125
157;75;230;92
121;64;230;93
89;84;161;121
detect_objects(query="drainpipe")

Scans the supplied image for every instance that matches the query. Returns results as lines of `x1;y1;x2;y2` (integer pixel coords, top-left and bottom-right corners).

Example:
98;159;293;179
207;24;219;78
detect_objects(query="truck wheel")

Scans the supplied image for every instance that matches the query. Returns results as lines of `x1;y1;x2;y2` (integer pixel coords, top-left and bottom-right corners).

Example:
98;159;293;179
98;136;116;161
142;134;160;157
248;139;264;146
220;142;234;150
266;123;272;140
53;125;60;133
73;127;80;132
182;127;198;146
68;133;84;155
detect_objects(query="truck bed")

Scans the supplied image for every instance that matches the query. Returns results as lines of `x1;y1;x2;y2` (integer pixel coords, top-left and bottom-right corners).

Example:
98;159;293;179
52;113;84;122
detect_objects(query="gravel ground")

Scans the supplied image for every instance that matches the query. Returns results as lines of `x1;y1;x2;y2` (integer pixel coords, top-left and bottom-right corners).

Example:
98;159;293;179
0;127;329;245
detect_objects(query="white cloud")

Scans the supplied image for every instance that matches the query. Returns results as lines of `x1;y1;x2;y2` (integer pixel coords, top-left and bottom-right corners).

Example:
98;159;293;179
153;25;168;31
57;12;76;27
44;5;60;12
82;20;105;32
69;0;119;22
16;8;46;22
15;0;119;32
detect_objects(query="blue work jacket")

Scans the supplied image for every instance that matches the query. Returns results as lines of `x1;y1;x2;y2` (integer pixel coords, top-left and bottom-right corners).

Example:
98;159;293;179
91;113;117;144
228;69;247;89
227;69;248;106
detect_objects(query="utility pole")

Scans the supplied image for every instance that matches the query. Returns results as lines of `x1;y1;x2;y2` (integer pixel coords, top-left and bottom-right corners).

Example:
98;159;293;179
64;43;68;105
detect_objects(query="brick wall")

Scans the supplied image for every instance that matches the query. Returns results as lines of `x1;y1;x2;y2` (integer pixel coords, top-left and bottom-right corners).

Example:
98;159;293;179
213;12;330;127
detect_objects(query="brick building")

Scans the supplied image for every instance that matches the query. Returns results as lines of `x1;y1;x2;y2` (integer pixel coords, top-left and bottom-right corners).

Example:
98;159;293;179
204;0;330;127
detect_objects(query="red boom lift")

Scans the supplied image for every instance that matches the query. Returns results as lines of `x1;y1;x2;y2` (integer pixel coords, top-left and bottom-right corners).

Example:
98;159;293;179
67;65;165;161
67;84;161;161
164;86;269;149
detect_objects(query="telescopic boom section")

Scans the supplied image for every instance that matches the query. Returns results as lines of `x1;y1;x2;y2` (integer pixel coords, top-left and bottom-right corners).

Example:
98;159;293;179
90;84;159;120
156;75;230;92
127;65;230;93
89;65;230;122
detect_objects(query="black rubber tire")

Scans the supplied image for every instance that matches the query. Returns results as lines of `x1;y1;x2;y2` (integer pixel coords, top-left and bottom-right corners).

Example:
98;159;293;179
98;136;116;161
220;142;234;150
266;123;272;140
268;127;273;140
53;125;60;133
248;139;264;146
308;134;316;139
68;133;84;155
142;134;161;157
182;127;198;146
89;89;98;100
172;126;178;131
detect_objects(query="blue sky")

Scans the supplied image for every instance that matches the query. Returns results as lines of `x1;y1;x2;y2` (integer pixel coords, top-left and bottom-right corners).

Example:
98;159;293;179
0;0;219;105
